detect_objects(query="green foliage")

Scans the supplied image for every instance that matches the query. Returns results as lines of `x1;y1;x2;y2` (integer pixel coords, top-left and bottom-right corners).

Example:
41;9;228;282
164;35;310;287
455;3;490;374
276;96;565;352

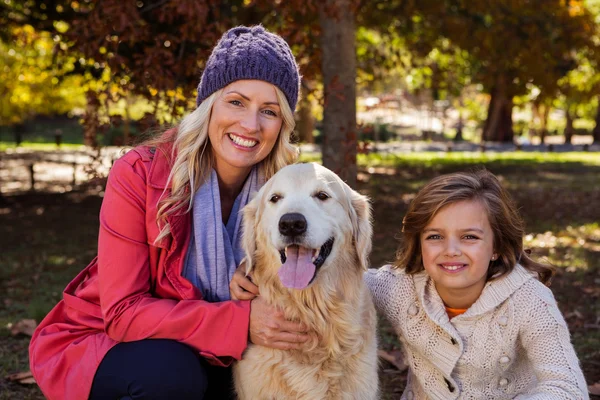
554;1;600;121
0;0;254;122
360;0;600;142
356;27;409;93
0;25;86;125
405;40;474;102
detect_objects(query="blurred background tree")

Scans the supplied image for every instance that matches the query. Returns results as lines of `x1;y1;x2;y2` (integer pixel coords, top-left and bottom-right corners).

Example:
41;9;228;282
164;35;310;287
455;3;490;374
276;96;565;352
360;0;598;143
1;0;600;174
0;25;85;132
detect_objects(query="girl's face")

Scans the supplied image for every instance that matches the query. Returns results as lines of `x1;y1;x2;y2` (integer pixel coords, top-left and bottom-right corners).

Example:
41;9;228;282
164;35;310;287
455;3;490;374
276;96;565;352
420;199;496;309
208;79;283;179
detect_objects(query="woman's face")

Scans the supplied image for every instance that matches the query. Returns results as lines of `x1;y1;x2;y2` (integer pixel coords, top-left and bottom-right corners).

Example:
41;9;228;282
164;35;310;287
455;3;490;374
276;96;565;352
208;80;283;178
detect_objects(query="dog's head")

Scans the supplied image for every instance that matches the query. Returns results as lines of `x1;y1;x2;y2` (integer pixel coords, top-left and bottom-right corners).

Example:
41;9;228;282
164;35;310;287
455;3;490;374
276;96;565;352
242;162;372;290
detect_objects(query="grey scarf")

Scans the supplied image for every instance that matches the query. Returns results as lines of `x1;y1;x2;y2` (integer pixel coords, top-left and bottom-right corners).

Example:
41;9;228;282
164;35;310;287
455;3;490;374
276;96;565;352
183;167;262;302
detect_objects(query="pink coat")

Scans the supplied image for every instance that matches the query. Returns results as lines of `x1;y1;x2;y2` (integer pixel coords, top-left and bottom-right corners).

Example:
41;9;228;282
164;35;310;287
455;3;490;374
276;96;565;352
29;141;251;400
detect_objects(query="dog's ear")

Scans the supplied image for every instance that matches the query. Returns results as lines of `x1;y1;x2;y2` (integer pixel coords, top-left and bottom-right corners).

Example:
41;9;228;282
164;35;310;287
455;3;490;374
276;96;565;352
347;188;373;271
241;196;259;275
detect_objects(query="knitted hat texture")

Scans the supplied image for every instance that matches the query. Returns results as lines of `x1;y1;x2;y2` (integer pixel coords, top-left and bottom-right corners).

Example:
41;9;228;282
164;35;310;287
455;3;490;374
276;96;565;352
196;25;300;111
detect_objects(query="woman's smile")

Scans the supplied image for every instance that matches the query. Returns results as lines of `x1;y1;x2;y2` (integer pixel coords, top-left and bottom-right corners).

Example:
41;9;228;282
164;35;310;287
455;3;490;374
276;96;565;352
228;133;258;149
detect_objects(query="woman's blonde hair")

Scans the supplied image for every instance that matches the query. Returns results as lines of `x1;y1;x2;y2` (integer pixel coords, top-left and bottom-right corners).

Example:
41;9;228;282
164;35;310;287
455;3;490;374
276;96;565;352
394;169;554;285
144;85;298;242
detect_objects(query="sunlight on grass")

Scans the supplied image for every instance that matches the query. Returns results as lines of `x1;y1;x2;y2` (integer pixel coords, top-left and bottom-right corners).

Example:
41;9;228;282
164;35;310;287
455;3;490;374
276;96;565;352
0;142;84;151
298;153;322;163
46;255;76;266
525;223;600;272
358;151;600;167
301;150;600;168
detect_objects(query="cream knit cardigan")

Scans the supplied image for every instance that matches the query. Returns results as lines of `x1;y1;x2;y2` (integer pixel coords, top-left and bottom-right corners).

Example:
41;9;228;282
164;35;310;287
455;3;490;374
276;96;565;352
365;264;588;400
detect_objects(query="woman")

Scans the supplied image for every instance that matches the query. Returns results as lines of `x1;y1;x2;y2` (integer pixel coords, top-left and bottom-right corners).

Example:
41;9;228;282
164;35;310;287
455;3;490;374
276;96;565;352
29;25;308;400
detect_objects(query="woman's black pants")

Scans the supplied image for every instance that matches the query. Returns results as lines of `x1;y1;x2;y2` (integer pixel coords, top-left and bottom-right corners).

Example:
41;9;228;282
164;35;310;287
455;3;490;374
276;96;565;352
88;339;235;400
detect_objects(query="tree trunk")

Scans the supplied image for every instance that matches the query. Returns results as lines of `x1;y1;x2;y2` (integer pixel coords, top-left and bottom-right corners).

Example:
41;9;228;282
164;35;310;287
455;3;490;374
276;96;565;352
539;104;550;145
124;94;132;146
13;123;25;146
530;100;540;140
593;100;600;144
453;111;464;142
83;90;100;148
296;84;314;143
564;106;574;145
482;76;514;142
318;0;357;187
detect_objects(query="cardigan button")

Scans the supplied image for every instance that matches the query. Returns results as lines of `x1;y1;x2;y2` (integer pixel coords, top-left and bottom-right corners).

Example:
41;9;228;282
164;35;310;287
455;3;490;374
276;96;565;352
408;304;419;316
499;356;510;364
499;378;509;387
406;390;414;400
498;316;508;326
451;337;457;345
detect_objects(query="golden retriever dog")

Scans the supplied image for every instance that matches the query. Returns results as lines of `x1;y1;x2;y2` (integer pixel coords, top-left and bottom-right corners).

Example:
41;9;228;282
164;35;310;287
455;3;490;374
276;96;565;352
234;162;379;400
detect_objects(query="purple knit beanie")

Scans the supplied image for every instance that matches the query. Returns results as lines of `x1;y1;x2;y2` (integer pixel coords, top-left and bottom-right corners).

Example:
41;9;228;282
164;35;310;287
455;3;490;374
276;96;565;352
196;25;300;111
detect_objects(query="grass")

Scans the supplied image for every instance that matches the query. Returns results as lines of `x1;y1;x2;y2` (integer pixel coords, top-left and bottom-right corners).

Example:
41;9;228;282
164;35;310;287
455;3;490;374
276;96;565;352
1;152;600;398
301;150;600;168
0;142;85;151
0;117;146;150
0;119;84;145
0;193;102;398
356;151;600;167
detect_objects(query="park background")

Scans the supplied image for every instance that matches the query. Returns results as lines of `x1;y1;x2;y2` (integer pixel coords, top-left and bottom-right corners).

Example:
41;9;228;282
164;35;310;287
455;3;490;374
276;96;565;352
1;0;600;398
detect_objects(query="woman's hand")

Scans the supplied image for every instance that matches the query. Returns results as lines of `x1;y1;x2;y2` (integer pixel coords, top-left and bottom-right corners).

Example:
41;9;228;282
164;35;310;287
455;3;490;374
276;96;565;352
230;259;259;301
249;296;311;350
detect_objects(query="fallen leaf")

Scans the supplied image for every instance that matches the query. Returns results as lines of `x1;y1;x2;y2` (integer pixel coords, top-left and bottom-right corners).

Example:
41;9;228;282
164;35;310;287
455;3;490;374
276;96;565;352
378;349;408;372
5;279;20;287
5;370;36;385
564;310;584;320
582;287;600;296
9;319;37;337
589;382;600;396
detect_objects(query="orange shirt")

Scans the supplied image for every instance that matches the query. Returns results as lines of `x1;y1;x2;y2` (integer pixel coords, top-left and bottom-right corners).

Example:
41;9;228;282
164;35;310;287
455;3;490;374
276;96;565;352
446;306;467;319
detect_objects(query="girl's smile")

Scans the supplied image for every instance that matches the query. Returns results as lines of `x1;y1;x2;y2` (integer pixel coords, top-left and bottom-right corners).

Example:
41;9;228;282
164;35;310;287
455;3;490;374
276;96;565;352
439;262;468;272
420;199;496;309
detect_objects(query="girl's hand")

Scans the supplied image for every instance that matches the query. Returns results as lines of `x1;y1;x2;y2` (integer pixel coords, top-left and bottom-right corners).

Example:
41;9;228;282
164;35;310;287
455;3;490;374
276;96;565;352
230;259;259;300
249;295;311;350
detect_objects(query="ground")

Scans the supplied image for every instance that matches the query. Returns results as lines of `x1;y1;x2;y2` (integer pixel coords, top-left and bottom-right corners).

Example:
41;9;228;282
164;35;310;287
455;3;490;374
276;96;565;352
1;155;599;399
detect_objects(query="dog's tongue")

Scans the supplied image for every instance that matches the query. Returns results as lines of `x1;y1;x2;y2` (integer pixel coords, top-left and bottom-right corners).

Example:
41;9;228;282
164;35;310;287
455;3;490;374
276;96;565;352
278;245;315;289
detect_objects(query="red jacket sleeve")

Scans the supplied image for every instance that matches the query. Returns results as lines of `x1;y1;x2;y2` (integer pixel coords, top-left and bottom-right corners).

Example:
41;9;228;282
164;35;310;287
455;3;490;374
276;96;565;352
97;153;250;364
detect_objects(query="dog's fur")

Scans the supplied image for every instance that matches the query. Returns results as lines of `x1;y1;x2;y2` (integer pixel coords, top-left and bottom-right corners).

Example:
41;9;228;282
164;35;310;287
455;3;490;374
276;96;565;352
233;163;379;400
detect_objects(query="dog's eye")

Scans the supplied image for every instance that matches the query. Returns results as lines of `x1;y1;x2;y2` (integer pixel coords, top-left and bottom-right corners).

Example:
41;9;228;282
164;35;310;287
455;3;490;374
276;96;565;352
314;191;330;201
269;194;282;203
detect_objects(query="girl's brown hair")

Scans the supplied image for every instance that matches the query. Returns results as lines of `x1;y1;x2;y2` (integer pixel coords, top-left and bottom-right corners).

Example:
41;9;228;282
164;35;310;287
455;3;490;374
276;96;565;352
394;169;553;285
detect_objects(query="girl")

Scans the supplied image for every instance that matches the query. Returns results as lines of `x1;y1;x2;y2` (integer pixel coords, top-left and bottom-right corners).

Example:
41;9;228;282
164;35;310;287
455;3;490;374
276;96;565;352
365;169;588;399
29;25;309;400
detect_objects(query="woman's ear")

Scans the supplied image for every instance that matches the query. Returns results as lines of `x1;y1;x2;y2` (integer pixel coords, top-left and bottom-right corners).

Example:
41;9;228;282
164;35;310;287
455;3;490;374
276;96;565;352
241;197;259;275
350;190;373;271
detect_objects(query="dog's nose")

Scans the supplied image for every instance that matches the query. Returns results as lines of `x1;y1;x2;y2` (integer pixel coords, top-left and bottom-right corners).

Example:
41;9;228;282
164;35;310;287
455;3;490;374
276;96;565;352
279;213;307;236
